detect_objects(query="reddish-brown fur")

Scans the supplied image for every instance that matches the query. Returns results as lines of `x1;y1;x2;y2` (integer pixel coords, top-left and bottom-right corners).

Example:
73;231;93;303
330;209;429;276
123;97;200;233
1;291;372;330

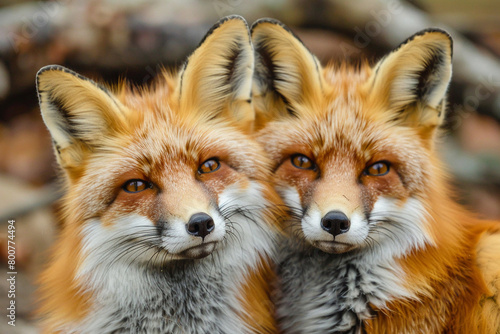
36;16;283;333
252;20;500;333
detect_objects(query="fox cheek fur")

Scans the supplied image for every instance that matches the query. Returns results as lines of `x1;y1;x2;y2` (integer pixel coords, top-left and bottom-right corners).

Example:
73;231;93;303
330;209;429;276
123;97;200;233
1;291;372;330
252;19;442;257
36;16;282;334
253;19;500;334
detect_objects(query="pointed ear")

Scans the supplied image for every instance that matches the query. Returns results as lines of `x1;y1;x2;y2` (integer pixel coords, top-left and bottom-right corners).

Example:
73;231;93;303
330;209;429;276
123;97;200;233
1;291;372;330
367;29;453;137
37;65;129;170
251;19;323;123
176;15;254;128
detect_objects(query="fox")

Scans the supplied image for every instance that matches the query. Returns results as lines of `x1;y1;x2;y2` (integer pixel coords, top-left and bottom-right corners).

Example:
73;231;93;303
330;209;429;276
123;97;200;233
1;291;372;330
35;16;283;334
251;18;500;333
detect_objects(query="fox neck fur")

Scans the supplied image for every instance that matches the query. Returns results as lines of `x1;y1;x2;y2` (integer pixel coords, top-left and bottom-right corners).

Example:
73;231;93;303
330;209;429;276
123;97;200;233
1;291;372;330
275;200;497;334
65;212;274;334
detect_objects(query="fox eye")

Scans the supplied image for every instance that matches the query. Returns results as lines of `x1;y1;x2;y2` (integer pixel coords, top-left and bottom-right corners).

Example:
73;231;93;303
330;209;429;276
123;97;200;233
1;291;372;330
199;158;220;174
123;179;151;193
365;161;390;176
291;154;315;170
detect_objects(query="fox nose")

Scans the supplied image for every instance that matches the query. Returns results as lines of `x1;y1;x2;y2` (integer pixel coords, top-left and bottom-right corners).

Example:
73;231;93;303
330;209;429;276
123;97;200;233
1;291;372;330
186;213;215;239
321;211;350;237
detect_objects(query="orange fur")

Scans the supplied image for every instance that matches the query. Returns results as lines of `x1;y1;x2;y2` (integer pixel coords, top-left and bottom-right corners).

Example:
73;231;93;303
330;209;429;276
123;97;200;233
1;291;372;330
240;256;278;334
36;16;282;334
37;222;90;334
252;20;500;333
238;186;285;334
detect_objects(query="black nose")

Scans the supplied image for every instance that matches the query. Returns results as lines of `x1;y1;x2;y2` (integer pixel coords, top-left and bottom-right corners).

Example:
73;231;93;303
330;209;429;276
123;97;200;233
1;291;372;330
321;211;350;237
186;213;215;239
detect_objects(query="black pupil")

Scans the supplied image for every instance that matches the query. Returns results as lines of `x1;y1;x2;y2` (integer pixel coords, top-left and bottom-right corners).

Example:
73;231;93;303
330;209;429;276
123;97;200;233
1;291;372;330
205;160;216;171
297;156;309;167
370;162;387;175
133;180;143;191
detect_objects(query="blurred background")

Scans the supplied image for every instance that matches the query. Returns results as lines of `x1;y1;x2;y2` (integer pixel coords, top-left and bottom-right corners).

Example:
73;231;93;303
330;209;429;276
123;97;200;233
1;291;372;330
0;0;499;332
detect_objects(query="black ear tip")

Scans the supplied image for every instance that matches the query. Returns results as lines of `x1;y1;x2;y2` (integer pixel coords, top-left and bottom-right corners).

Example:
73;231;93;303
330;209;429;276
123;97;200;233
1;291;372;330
420;28;453;46
37;65;71;79
36;65;69;100
196;15;251;50
220;14;248;25
432;28;453;56
421;28;452;39
408;28;453;41
36;65;91;83
250;18;300;41
250;18;285;33
420;28;453;59
36;65;112;102
251;18;313;57
393;28;454;59
435;28;452;40
213;15;249;30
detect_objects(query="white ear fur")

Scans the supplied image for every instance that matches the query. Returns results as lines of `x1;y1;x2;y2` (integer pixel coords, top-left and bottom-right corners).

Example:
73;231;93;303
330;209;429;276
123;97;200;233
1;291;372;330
177;15;254;125
251;18;323;119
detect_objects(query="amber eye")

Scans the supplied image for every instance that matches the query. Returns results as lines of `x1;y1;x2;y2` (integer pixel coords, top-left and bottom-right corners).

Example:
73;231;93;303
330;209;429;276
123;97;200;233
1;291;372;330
365;161;390;176
123;179;151;193
291;154;315;170
199;158;221;174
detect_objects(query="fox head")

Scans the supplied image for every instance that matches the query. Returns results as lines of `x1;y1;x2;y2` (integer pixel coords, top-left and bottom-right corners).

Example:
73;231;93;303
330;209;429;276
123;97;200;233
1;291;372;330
37;16;278;267
252;19;452;255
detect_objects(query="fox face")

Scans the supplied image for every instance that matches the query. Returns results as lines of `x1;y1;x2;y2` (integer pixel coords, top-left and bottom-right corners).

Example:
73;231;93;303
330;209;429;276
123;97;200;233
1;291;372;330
37;16;280;333
37;18;268;264
37;16;281;333
252;20;452;256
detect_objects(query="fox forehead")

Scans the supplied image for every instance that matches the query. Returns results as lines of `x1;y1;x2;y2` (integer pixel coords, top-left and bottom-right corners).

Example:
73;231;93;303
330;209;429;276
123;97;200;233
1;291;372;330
81;80;262;172
66;104;256;222
261;88;420;160
259;65;431;193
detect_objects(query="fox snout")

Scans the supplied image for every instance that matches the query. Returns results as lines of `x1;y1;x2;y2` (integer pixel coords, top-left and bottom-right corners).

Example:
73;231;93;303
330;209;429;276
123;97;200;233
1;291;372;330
186;212;215;239
153;190;226;260
301;200;368;254
320;211;350;237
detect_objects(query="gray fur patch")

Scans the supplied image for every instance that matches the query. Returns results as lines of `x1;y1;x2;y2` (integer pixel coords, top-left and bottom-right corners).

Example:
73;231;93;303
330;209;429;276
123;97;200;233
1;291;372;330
77;262;246;334
275;239;402;334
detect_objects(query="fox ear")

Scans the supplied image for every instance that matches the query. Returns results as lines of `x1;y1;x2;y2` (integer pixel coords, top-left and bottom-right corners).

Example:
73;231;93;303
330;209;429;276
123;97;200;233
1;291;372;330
368;29;453;136
37;65;128;170
177;15;254;128
251;19;323;123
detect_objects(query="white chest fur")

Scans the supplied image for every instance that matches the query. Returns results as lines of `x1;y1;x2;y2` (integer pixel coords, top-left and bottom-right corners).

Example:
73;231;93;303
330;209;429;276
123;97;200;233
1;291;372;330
63;183;276;334
276;197;432;334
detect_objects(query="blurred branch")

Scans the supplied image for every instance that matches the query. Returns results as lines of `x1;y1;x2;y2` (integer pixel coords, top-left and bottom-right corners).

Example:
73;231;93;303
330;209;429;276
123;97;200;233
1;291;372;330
442;137;500;188
0;182;61;223
0;0;216;96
